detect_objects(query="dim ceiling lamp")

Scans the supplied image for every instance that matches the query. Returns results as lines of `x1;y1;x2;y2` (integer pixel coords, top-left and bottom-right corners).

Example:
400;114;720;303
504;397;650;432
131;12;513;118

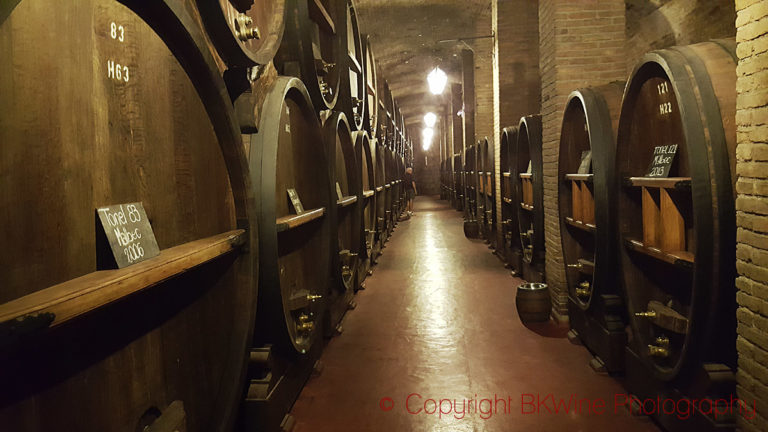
422;127;434;151
427;67;447;95
423;112;437;128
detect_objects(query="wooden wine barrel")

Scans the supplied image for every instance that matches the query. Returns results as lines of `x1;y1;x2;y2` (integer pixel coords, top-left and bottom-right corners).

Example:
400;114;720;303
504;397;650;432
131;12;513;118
322;112;360;330
515;115;544;282
476;139;488;238
336;0;365;131
501;127;522;272
616;40;736;394
516;283;551;323
196;0;285;67
275;0;340;111
249;77;330;355
557;83;625;372
354;131;376;278
0;1;255;431
481;137;496;248
454;154;464;211
362;35;378;137
384;147;396;236
373;140;388;257
463;144;480;238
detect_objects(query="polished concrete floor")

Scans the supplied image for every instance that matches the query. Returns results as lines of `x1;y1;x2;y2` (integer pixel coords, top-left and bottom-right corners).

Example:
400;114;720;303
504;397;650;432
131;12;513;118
291;196;658;432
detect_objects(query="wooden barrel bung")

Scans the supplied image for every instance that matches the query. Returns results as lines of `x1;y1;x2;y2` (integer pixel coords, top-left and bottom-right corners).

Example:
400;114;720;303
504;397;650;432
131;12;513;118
515;115;545;282
362;34;378;137
353;131;376;278
501;126;522;272
0;1;255;431
196;0;286;67
616;40;737;385
516;283;551;323
373;139;388;256
558;83;625;372
275;0;340;111
248;76;330;355
336;0;365;131
322;111;360;326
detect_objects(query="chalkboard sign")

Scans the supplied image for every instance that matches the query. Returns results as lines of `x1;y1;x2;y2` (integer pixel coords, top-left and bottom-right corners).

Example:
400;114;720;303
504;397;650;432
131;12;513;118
287;188;304;214
96;202;160;268
577;150;592;174
646;144;678;177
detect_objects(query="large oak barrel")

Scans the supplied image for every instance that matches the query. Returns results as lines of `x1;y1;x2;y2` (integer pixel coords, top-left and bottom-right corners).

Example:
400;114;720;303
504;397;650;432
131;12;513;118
373;140;388;258
476;139;488;238
0;1;256;431
249;77;330;354
354;131;376;278
616;40;736;412
463;144;480;238
453;154;464;211
196;0;286;67
323;112;360;331
515;115;544;282
275;0;340;111
482;137;497;248
362;35;378;137
336;0;365;131
557;83;625;372
501;126;522;272
383;147;396;237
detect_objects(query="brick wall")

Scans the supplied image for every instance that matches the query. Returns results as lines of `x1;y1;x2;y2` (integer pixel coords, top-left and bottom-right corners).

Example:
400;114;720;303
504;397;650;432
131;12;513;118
626;0;736;74
538;0;625;320
736;0;768;430
494;0;541;250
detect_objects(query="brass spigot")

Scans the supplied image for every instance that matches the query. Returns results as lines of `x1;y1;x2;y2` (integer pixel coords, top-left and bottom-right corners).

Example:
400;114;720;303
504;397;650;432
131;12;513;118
307;294;323;302
575;281;591;297
648;336;670;357
635;311;657;318
297;321;314;332
567;263;583;270
319;79;332;96
235;14;260;41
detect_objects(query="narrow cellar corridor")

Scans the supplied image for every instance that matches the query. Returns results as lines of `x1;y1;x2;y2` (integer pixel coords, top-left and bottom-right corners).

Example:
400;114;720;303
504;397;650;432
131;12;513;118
290;196;659;432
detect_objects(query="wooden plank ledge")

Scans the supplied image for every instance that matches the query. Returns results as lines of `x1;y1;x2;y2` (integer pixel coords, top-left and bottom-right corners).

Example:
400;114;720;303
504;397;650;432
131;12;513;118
503;172;511;178
625;177;692;189
363;190;375;198
276;207;326;232
565;173;593;182
375;186;383;192
624;237;694;267
565;217;596;233
0;230;247;330
519;173;532;179
337;195;357;207
520;203;534;211
503;197;513;204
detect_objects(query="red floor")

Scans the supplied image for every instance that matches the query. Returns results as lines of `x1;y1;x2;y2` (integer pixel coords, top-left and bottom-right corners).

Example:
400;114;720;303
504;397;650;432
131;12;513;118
291;196;658;432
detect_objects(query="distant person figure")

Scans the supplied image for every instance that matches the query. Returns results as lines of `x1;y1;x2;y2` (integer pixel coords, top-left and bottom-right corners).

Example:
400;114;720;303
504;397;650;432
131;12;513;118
404;167;416;216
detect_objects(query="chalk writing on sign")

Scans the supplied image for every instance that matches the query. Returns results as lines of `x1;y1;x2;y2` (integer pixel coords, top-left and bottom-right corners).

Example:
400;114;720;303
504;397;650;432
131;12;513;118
96;202;160;268
646;144;678;178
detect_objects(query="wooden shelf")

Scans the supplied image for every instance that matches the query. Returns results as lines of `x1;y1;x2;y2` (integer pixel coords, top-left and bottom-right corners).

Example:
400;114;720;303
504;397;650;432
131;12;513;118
565;173;593;182
309;0;335;35
276;207;325;232
519;173;532;179
337;195;357;207
0;230;247;332
564;217;596;233
624;237;694;268
363;190;375;198
520;203;534;211
625;176;692;189
503;172;511;178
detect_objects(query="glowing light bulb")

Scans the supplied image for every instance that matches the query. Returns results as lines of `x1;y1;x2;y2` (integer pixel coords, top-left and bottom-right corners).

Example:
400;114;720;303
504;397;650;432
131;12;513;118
427;67;447;95
423;112;437;128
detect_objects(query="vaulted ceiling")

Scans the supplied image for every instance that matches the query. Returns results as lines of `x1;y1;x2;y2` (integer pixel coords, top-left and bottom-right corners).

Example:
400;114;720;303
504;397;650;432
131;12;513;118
355;0;492;135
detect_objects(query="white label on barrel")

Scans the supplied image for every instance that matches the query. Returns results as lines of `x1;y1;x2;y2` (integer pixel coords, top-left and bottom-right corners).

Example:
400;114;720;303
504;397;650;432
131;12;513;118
106;21;130;82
